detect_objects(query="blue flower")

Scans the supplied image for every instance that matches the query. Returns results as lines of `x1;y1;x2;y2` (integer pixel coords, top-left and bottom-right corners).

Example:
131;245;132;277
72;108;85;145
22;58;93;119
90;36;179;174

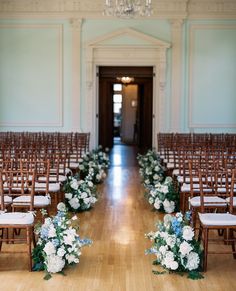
171;218;182;236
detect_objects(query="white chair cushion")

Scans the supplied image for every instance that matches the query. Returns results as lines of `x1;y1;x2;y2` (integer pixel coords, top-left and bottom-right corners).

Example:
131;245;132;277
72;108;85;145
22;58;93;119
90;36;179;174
190;196;227;207
0;212;34;225
49;183;61;192
69;162;79;169
167;163;175;169
38;175;66;183
0;195;12;204
13;195;51;206
199;213;236;226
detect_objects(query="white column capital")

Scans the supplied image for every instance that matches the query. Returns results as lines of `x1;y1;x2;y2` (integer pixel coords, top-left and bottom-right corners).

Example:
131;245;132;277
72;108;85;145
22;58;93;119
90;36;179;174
70;18;83;31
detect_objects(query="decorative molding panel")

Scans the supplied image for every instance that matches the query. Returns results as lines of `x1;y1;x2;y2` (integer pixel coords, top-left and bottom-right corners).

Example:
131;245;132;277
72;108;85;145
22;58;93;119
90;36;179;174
85;27;171;148
188;23;236;129
0;23;63;127
1;0;235;19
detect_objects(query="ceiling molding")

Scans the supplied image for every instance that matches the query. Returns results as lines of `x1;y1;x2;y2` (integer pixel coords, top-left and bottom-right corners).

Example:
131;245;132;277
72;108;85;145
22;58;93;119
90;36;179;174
0;0;235;20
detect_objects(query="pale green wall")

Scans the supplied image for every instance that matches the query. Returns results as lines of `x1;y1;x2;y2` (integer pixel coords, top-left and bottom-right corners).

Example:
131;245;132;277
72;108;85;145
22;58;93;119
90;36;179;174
0;18;235;134
183;20;236;133
0;19;72;131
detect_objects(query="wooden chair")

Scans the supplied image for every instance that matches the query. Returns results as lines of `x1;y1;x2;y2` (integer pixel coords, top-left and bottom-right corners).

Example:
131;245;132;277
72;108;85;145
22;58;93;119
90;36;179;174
0;169;36;271
198;169;236;271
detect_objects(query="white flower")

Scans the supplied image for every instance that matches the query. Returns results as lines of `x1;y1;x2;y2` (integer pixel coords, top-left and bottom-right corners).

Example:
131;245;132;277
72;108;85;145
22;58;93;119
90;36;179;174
46;254;65;273
170;260;179;270
96;174;101;181
90;196;97;204
161;185;169;194
84;197;90;204
185;252;200;271
88;181;93;187
164;176;173;184
154;165;160;171
182;226;194;241
57;247;66;257
166;235;176;248
66;254;78;264
159;245;168;256
162;251;175;268
176;212;183;222
163;199;175;213
70;179;79;190
149;197;154;204
154;198;161;210
69;197;80;209
153;174;160;180
81;192;88;199
43;241;56;256
163;214;173;227
179;241;193;256
79;164;85;170
63;228;77;246
44;217;52;226
57;202;66;212
65;192;73;200
48;225;56;238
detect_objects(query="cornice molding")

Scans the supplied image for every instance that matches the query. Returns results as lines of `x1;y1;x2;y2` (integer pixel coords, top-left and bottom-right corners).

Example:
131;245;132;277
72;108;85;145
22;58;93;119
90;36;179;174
0;0;235;20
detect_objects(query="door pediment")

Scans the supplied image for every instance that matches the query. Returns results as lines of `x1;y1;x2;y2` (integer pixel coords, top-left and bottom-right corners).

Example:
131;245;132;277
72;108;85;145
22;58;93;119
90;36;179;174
87;27;171;48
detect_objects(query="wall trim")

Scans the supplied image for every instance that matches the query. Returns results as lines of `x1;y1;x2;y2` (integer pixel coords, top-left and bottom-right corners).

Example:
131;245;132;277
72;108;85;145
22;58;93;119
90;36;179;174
85;27;171;149
188;23;236;129
0;23;63;127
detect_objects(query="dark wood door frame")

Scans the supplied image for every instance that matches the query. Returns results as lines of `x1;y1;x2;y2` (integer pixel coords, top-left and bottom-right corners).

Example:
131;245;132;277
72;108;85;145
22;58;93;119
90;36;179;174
98;66;154;151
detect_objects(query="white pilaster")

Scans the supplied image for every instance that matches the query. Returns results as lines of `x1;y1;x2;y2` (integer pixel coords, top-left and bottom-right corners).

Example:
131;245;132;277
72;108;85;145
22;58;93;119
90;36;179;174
70;18;83;131
170;19;184;132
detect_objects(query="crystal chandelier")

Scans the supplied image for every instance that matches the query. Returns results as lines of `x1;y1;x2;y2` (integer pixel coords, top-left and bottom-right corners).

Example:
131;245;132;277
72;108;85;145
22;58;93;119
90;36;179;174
103;0;153;18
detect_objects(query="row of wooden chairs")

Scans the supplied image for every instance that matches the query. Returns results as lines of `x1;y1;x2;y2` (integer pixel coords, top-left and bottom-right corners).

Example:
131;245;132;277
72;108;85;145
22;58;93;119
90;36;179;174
0;132;90;171
157;133;236;271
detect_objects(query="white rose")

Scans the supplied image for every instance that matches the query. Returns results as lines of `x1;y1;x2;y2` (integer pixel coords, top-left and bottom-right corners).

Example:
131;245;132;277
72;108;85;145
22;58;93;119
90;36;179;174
159;245;168;256
57;247;66;257
96;174;101;181
149;197;154;204
84;197;91;204
182;226;194;241
66;254;77;264
65;192;73;200
57;202;66;212
154;165;160;171
43;241;56;256
88;181;93;187
162;251;175;269
79;164;85;170
70;179;78;190
179;241;193;256
163;214;173;227
163;199;175;214
153;174;160;180
48;225;56;238
161;185;169;194
166;235;176;248
81;192;88;199
154;198;161;210
46;254;65;273
185;252;200;271
69;197;80;209
170;260;179;270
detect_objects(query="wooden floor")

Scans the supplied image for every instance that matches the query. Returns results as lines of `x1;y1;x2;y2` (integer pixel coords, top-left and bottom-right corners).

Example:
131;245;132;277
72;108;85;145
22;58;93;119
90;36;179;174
1;144;236;290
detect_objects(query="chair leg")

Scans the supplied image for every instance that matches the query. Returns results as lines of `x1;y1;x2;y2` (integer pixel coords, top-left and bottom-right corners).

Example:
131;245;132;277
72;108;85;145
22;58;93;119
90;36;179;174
229;229;236;259
0;228;4;251
203;228;209;272
26;227;32;271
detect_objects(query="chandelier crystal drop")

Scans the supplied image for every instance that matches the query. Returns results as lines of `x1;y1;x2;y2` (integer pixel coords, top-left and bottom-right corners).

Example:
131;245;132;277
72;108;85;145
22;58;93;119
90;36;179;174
103;0;153;18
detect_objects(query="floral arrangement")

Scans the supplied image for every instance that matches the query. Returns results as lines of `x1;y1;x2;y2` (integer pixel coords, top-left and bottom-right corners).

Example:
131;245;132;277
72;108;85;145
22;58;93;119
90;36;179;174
137;149;179;214
137;150;165;187
78;146;110;184
145;212;203;280
146;176;179;213
63;175;97;212
33;203;92;280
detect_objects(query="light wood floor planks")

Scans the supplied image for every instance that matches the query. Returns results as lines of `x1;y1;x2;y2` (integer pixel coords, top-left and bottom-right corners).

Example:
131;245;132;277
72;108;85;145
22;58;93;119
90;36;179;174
0;144;236;290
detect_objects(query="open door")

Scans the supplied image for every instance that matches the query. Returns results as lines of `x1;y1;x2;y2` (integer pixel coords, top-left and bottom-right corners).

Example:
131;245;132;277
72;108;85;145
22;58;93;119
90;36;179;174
98;66;153;151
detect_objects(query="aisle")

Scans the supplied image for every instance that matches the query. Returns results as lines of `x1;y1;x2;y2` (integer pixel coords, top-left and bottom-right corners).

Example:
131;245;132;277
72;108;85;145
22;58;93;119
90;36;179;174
0;144;236;290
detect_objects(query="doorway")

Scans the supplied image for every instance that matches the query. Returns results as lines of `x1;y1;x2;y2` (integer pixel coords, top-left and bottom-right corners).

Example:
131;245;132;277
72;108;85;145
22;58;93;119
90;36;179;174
98;66;153;152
